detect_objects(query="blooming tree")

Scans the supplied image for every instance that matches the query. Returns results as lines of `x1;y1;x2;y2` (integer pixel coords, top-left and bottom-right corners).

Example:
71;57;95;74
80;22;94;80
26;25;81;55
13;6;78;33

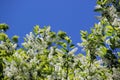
0;0;120;80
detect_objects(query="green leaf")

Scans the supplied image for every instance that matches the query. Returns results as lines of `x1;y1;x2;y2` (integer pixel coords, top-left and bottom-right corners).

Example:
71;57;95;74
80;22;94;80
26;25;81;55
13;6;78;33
57;41;68;48
61;48;68;53
58;31;66;39
109;38;116;50
97;0;107;5
80;30;88;41
61;43;67;48
0;33;8;41
43;49;49;54
0;23;9;32
33;25;40;34
105;25;114;36
12;35;19;43
99;46;107;57
118;52;120;57
80;30;87;37
64;36;71;43
40;29;45;33
49;32;56;38
70;44;75;48
97;1;102;5
106;25;113;30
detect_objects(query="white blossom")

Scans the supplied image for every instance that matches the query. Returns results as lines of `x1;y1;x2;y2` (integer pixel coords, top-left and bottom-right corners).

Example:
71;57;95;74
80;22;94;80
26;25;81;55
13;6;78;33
48;47;54;59
55;48;65;54
68;47;78;55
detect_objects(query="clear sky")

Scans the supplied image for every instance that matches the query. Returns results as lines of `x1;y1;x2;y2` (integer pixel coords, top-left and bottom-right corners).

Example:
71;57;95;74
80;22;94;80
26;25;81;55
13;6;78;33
0;0;98;46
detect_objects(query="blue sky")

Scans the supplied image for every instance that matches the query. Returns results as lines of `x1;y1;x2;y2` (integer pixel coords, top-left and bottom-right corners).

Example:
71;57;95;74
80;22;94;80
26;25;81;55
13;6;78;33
0;0;98;46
